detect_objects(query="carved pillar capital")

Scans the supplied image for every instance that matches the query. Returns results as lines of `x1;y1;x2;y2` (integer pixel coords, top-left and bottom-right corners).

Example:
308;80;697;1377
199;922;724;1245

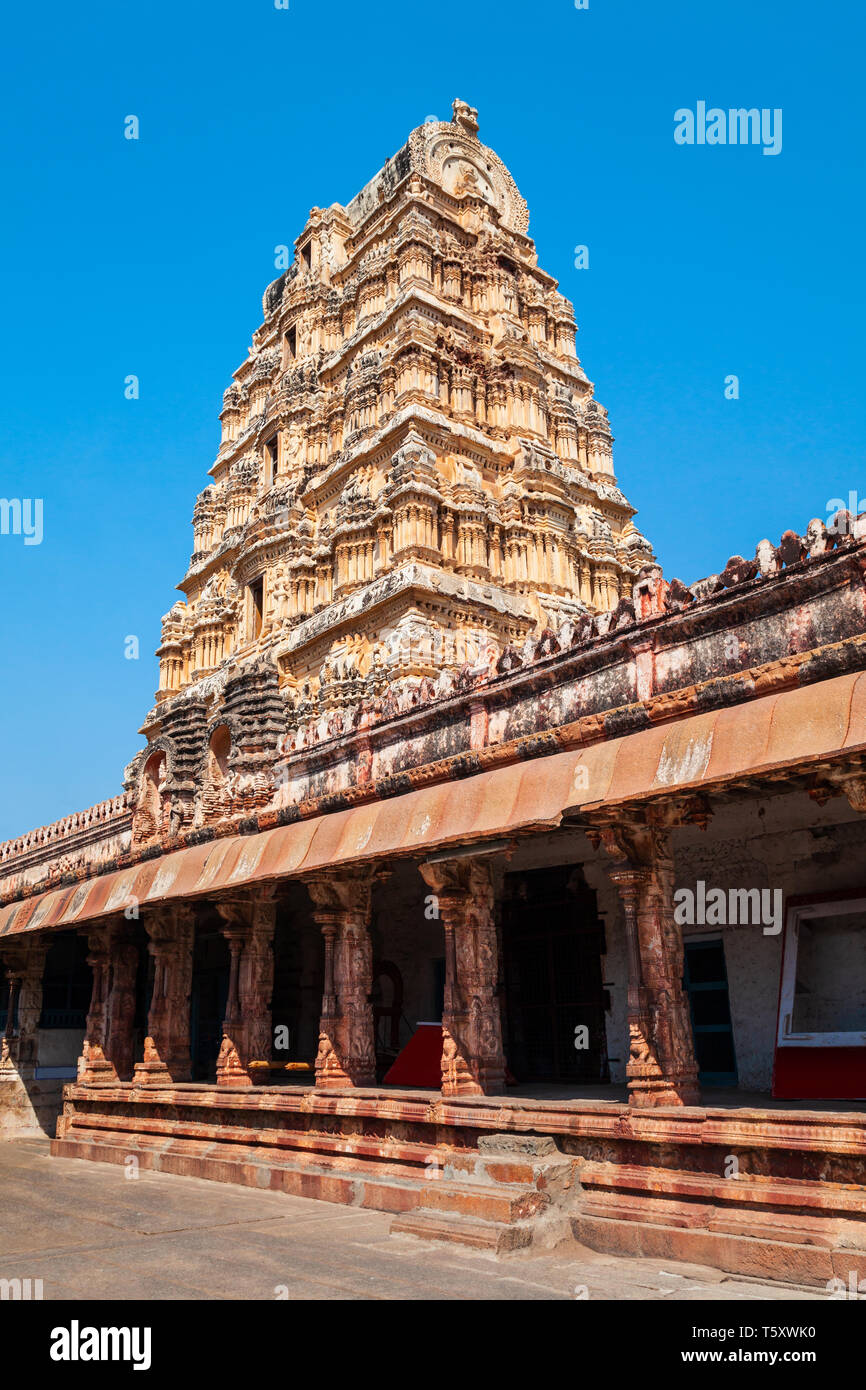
843;775;866;814
807;767;866;813
143;901;196;948
214;885;277;933
305;870;376;924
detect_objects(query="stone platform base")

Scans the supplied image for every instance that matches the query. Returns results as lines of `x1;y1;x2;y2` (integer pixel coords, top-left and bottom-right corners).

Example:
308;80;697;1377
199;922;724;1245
0;1074;65;1139
51;1083;866;1285
574;1162;866;1287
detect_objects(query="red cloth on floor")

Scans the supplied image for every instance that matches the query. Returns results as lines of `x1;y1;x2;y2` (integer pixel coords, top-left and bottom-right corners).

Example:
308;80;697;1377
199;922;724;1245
383;1023;443;1087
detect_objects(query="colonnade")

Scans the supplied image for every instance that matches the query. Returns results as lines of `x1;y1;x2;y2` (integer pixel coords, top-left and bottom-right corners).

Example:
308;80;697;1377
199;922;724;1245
1;831;700;1107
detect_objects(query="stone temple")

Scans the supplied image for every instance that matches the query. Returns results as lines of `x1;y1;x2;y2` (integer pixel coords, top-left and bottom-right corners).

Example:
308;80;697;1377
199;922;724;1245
3;100;866;1283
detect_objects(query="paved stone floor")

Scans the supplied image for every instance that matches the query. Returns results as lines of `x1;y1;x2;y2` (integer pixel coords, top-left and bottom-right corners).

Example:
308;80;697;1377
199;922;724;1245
0;1140;825;1301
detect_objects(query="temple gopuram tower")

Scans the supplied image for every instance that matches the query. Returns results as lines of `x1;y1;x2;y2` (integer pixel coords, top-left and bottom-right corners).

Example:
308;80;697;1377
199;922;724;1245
136;100;654;835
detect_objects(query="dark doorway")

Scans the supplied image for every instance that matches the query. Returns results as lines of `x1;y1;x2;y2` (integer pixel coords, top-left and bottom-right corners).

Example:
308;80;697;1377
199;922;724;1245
128;921;149;1068
39;934;92;1029
271;891;323;1068
683;938;738;1086
272;912;306;1063
371;959;404;1077
190;929;229;1082
502;865;609;1085
433;957;446;1020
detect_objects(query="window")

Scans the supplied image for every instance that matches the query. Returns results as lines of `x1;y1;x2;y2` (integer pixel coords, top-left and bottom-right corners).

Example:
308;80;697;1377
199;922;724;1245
300;243;311;271
264;435;278;486
249;577;264;640
143;750;165;781
778;897;866;1046
284;325;297;363
207;724;231;783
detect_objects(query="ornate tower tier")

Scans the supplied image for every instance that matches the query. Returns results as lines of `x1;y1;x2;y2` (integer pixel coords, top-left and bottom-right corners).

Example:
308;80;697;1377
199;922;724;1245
137;100;653;830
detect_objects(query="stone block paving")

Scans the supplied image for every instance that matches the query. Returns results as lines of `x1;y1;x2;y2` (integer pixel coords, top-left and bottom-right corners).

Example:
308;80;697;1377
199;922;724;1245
0;1140;824;1302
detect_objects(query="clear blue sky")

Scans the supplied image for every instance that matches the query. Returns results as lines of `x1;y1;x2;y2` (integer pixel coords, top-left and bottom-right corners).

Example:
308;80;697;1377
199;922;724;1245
0;0;863;840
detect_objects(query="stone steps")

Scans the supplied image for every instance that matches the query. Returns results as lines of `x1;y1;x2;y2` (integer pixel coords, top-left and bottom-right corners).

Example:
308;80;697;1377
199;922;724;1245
57;1107;446;1173
51;1120;573;1250
390;1209;535;1253
47;1087;866;1283
418;1176;549;1224
389;1134;575;1253
52;1129;551;1221
579;1160;866;1219
52;1129;429;1213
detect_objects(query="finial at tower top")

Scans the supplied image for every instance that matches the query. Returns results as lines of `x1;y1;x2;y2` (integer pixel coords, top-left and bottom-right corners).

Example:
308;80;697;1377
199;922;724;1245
452;98;479;138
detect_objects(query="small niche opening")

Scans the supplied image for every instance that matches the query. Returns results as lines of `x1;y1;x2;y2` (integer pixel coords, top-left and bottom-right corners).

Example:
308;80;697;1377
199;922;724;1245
249;577;264;639
265;435;278;486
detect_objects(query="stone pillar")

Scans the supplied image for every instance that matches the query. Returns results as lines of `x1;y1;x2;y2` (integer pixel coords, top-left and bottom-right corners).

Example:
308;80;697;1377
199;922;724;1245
133;904;195;1086
76;922;140;1086
306;872;377;1089
0;971;20;1073
419;856;506;1097
0;940;47;1078
77;925;117;1086
0;940;49;1140
105;926;140;1083
590;819;700;1108
214;891;276;1086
